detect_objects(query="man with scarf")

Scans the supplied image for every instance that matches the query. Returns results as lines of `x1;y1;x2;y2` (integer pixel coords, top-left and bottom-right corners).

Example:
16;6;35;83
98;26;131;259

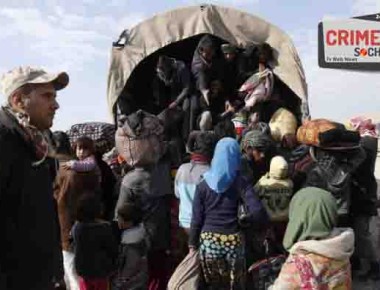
221;43;241;97
0;66;69;289
153;55;193;139
241;129;274;185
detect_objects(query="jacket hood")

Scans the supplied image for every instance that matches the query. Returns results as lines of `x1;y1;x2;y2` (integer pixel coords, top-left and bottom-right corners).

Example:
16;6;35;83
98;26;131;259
197;35;215;51
290;228;355;260
269;156;288;180
283;187;338;250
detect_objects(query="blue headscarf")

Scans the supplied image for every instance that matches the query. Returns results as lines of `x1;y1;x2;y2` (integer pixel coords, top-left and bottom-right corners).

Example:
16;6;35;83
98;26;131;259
203;138;241;194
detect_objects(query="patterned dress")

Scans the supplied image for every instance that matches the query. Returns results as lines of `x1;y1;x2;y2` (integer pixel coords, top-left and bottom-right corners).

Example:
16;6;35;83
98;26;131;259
199;232;244;290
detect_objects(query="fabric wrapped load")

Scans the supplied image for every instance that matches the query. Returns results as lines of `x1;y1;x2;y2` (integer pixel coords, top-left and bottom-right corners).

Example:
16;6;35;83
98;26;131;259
296;119;339;147
297;119;361;149
168;250;201;290
269;108;298;142
67;122;116;154
239;68;274;108
348;116;378;138
115;110;165;167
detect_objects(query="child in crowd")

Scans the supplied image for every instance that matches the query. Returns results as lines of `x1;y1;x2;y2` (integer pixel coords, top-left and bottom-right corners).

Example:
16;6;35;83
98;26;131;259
63;137;98;172
72;194;118;290
255;156;293;222
174;131;217;259
112;203;149;290
255;156;293;242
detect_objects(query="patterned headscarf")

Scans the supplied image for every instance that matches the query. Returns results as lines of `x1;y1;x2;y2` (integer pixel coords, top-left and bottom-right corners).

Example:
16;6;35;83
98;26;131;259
241;129;272;152
3;106;49;166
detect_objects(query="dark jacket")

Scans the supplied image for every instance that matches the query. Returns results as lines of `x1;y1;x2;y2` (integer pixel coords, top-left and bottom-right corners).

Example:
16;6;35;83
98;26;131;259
350;136;378;216
112;224;148;290
72;221;118;278
222;56;243;96
191;35;223;93
241;154;270;186
54;155;101;251
96;156;117;220
0;107;63;290
116;167;171;251
189;176;266;247
305;147;366;217
153;59;192;110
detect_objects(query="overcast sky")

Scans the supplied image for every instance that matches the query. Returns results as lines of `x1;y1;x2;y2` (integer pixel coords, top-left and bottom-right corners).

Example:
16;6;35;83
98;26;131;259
0;0;379;130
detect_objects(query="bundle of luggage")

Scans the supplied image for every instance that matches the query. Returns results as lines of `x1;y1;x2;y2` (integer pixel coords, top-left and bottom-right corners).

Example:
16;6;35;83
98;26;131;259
67;122;116;154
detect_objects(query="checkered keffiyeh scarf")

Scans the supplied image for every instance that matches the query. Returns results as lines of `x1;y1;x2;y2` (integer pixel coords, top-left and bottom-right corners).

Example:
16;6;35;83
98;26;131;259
3;106;49;166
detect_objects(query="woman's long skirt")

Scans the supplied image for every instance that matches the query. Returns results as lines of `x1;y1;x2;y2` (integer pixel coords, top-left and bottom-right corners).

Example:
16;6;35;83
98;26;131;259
199;231;244;290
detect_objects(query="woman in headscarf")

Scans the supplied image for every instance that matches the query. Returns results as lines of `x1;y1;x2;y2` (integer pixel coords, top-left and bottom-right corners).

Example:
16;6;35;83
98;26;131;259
189;138;266;290
270;187;354;289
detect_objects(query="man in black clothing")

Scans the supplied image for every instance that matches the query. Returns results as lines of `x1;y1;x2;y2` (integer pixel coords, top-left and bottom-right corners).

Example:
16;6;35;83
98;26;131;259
191;35;223;110
153;55;192;112
0;66;69;290
350;136;380;280
154;55;193;141
221;43;241;97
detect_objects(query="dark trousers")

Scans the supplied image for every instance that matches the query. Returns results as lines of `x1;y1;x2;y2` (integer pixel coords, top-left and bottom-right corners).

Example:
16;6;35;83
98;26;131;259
147;250;169;290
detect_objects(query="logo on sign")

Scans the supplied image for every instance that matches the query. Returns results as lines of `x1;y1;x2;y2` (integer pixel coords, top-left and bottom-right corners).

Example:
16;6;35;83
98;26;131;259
318;13;380;70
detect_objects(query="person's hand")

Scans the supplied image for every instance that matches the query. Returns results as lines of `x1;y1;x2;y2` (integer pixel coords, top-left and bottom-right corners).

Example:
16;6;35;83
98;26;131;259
52;278;66;290
61;161;73;170
202;90;210;106
168;102;177;110
225;101;235;113
189;246;197;255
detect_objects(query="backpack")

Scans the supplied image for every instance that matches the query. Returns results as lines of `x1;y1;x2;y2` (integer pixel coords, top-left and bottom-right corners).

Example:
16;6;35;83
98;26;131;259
115;110;165;167
239;68;274;108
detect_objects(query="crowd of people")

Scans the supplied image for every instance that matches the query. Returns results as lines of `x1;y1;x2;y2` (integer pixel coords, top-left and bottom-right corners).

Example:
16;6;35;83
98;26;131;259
0;33;379;290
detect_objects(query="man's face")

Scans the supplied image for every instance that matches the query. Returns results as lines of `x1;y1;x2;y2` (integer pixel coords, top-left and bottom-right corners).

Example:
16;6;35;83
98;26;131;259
224;52;236;62
210;80;222;97
25;83;59;130
248;113;259;127
201;47;214;62
247;147;265;164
